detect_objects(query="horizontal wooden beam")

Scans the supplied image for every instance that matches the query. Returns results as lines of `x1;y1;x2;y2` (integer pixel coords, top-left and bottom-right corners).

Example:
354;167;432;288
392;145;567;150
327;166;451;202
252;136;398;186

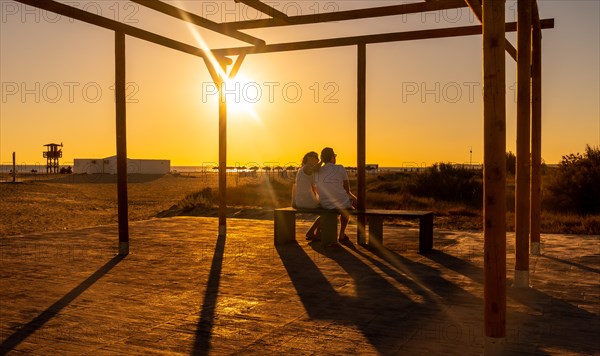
234;0;289;21
12;0;231;68
130;0;265;46
224;0;468;29
464;0;517;60
213;19;555;57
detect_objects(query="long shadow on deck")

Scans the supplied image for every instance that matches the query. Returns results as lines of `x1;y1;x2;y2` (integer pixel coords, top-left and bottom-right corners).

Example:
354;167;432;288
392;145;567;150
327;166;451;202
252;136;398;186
277;241;444;353
425;250;600;355
193;233;226;355
0;254;125;353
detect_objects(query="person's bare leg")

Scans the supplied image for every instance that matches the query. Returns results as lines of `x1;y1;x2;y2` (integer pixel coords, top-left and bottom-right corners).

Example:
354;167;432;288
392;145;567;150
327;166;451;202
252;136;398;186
339;214;349;241
306;216;321;240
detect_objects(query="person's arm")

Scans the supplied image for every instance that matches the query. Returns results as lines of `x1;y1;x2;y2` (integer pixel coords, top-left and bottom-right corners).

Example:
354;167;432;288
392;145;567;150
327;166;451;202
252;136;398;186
291;183;297;208
343;180;358;202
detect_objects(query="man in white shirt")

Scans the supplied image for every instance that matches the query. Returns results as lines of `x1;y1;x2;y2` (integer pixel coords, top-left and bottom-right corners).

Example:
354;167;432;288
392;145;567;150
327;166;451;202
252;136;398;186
315;147;357;243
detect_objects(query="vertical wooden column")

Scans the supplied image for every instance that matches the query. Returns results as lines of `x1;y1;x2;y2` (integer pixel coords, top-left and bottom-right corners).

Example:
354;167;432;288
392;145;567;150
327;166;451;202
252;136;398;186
115;31;129;255
357;43;367;244
218;64;227;237
12;152;16;183
483;0;506;352
515;0;532;287
530;19;542;255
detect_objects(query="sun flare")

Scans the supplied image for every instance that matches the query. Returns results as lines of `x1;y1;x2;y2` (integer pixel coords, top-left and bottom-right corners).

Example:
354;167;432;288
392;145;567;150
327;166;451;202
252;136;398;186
223;74;260;122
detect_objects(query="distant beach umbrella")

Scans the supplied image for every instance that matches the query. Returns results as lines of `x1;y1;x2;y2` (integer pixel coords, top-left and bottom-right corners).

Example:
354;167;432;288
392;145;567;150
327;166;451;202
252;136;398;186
286;166;296;171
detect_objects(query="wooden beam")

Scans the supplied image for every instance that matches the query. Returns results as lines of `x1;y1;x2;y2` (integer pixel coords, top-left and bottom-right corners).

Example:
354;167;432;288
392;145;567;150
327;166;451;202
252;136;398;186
464;0;517;60
531;26;542;255
129;0;265;46
532;1;542;31
213;19;554;56
12;0;232;65
218;64;227;237
483;0;507;349
224;0;468;29
234;0;289;20
357;43;367;245
115;31;129;256
228;53;247;80
515;0;532;287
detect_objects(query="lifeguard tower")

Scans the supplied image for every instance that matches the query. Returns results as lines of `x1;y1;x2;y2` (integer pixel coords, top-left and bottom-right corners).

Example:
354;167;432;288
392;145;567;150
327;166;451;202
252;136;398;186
43;143;62;173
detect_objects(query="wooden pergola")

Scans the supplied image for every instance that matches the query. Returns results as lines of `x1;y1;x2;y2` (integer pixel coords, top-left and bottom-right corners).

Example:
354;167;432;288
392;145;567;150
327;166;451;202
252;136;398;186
13;0;553;352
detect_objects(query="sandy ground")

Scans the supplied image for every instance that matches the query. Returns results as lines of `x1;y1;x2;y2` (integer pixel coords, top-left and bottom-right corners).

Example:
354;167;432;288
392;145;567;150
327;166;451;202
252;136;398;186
0;174;215;237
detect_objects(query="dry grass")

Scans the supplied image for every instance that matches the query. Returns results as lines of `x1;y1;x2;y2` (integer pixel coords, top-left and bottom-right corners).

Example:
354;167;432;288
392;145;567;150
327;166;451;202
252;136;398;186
167;172;599;234
2;170;598;236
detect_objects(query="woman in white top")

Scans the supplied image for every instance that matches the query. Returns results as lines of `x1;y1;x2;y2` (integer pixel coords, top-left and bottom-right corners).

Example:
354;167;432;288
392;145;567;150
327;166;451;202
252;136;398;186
292;151;321;240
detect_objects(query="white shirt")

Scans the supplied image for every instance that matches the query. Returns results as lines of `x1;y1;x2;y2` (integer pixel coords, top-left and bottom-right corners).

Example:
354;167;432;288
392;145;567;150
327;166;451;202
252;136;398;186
315;163;352;209
294;166;319;209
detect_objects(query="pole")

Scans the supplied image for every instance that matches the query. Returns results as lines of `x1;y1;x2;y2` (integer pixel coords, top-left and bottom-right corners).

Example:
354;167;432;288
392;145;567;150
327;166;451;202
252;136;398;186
357;43;367;244
514;0;532;287
115;31;129;255
530;20;542;255
12;152;16;183
218;64;227;237
483;0;506;353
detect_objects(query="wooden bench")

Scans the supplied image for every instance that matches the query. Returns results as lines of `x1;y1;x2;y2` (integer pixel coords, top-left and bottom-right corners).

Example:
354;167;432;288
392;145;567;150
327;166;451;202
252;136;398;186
274;207;434;253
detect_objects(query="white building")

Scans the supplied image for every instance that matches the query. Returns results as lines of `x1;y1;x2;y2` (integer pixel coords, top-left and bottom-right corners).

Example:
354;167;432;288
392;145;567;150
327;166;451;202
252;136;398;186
73;156;170;174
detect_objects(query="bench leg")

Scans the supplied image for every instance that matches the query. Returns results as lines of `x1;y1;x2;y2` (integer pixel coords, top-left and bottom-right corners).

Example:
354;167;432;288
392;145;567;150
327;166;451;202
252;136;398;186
356;214;367;245
274;210;296;245
368;216;384;249
419;213;434;253
320;213;338;245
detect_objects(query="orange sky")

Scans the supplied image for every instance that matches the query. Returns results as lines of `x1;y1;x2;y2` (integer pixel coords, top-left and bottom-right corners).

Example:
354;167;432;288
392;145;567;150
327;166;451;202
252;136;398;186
1;1;599;167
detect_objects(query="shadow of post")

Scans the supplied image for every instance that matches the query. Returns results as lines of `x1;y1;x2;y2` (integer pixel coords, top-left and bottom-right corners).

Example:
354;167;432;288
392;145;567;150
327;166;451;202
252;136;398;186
0;254;125;352
193;233;226;355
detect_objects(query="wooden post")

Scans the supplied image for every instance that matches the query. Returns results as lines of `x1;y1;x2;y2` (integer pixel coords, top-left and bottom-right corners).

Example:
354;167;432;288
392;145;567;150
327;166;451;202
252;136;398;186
218;63;227;237
514;0;532;287
357;43;367;244
483;0;506;352
115;31;129;255
12;152;16;183
530;16;542;255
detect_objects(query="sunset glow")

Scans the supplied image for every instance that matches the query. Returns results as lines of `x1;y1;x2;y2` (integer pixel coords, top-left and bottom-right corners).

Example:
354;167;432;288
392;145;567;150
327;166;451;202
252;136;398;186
0;1;598;167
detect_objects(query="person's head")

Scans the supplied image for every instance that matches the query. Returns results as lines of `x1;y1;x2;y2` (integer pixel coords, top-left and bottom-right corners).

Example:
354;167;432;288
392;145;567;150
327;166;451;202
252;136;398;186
321;147;336;163
302;151;319;166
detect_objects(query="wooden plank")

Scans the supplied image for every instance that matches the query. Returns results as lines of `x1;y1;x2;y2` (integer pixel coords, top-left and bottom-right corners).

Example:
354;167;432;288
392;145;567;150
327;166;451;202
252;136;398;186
225;0;468;29
218;66;227;237
464;0;517;60
234;0;289;21
213;19;555;56
530;26;542;252
115;31;129;255
515;0;532;281
275;207;432;217
129;0;265;46
357;43;367;244
12;0;232;66
483;0;507;343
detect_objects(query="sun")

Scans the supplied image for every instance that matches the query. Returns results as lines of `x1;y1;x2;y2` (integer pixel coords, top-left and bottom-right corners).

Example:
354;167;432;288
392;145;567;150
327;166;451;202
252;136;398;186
224;74;260;122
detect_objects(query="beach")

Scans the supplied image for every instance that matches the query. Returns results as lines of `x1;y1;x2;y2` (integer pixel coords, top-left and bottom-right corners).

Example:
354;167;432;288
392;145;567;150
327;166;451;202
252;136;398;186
0;174;212;237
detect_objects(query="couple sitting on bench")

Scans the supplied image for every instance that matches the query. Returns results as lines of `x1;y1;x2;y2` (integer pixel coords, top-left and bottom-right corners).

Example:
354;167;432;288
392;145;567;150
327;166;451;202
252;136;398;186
292;147;357;243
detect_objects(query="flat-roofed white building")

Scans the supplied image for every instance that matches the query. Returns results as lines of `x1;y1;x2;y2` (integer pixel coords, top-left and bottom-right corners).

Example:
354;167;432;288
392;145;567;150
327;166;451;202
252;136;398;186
73;156;170;174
